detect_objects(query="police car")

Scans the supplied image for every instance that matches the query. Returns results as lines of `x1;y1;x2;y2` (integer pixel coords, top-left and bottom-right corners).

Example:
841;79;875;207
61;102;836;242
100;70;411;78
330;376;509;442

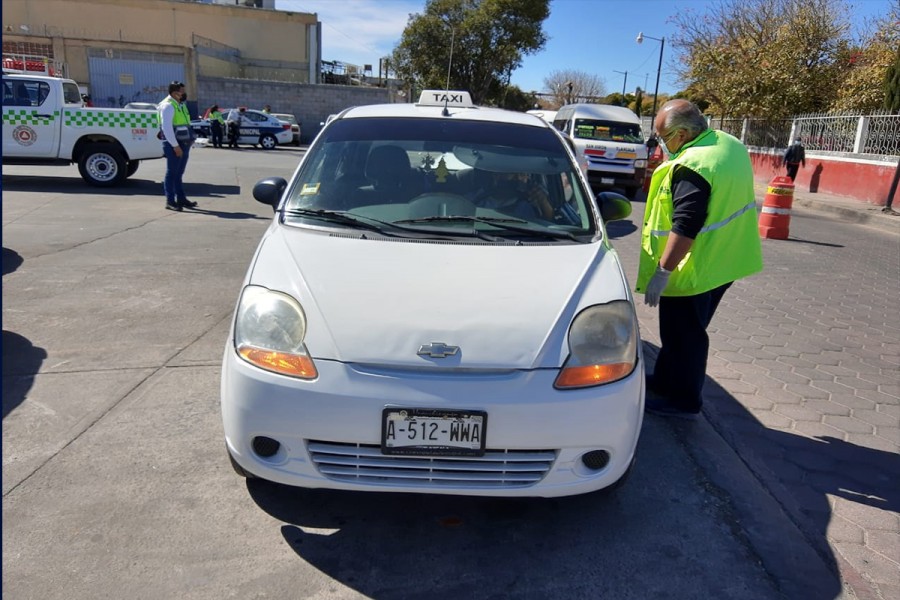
221;90;644;498
194;108;293;149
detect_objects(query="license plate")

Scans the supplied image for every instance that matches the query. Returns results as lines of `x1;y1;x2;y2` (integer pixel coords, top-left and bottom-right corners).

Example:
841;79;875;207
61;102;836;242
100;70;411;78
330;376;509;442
381;408;487;457
601;177;615;184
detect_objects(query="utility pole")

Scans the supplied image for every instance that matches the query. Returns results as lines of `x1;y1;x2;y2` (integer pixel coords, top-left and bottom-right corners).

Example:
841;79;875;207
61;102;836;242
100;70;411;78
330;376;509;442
613;70;628;98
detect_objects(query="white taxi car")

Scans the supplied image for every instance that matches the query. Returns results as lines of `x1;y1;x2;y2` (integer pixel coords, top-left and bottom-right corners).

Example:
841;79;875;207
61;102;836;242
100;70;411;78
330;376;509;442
221;90;644;498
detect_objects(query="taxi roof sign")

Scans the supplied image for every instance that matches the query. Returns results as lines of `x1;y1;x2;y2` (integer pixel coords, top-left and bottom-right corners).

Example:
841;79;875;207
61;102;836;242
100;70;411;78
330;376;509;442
417;90;475;108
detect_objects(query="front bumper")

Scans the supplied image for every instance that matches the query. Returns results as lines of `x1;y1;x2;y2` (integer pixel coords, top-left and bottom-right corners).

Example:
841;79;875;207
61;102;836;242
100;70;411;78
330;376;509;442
221;351;645;498
586;168;646;191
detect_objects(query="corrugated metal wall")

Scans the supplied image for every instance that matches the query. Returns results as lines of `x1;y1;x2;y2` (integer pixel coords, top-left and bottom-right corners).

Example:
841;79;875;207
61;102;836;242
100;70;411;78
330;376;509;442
87;49;185;109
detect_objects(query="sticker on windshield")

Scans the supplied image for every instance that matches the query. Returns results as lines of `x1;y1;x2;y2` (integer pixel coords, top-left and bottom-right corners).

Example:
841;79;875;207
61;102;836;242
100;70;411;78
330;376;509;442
300;183;320;195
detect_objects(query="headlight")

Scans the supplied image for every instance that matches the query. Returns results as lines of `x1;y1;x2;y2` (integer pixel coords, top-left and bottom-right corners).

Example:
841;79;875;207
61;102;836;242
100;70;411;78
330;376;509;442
234;285;317;379
554;300;638;389
634;159;647;168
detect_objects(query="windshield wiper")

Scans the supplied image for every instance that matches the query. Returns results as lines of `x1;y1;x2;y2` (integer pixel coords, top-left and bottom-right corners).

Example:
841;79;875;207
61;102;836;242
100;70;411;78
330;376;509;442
394;215;577;241
282;208;392;232
282;208;480;239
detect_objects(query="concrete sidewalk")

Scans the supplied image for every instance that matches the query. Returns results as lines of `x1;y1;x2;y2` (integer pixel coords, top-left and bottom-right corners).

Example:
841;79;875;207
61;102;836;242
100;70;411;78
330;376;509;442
755;180;900;236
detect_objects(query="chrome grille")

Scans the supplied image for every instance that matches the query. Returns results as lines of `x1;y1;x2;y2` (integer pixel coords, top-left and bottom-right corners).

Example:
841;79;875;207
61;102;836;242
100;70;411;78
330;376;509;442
307;441;557;488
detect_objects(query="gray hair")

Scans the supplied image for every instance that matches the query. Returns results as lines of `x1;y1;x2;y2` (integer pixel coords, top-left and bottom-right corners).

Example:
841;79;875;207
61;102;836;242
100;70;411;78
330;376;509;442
660;101;708;138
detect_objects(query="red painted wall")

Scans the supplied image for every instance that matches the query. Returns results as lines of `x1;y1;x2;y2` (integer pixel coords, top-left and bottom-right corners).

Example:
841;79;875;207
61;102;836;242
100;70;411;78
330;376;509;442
749;151;897;206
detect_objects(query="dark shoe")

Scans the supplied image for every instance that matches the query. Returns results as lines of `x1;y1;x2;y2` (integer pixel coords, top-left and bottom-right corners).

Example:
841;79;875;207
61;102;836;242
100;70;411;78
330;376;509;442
165;203;183;212
178;199;198;208
644;392;700;421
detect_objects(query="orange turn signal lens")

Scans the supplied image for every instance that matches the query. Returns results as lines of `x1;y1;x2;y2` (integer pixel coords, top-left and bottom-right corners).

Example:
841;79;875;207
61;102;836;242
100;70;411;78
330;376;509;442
554;362;634;389
238;345;318;379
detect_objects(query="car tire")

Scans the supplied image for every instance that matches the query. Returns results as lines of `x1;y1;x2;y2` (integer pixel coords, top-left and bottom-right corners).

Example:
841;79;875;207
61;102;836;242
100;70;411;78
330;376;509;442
125;160;140;178
259;133;278;150
78;144;127;187
228;450;258;479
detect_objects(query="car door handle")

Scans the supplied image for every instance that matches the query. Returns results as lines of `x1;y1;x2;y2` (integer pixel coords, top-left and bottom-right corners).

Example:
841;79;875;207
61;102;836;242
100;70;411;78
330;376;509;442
35;114;53;118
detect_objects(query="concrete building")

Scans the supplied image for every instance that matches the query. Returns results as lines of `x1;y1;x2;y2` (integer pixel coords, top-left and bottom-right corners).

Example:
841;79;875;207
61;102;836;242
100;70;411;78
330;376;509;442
2;0;397;141
2;0;319;110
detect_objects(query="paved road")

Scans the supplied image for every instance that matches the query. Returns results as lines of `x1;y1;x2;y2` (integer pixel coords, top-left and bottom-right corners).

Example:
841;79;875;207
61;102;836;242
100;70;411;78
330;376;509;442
613;188;900;600
2;147;896;599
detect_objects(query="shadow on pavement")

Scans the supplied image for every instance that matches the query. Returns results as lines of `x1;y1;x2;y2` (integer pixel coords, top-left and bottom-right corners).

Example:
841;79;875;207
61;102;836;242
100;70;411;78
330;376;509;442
1;175;240;198
249;484;622;600
643;341;898;600
784;237;844;248
605;219;638;239
179;207;270;221
1;330;47;419
2;247;23;276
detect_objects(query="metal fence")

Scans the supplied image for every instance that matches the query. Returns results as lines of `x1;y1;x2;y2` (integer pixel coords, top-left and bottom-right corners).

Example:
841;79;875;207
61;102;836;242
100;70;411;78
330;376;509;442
642;111;899;157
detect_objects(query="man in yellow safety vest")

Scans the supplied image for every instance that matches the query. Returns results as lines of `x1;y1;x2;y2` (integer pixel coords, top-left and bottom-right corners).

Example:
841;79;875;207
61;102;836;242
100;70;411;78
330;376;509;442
636;99;763;419
157;81;196;211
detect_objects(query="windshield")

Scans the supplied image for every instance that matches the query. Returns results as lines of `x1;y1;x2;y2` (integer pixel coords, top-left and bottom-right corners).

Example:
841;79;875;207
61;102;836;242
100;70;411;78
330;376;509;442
282;117;597;241
573;119;643;143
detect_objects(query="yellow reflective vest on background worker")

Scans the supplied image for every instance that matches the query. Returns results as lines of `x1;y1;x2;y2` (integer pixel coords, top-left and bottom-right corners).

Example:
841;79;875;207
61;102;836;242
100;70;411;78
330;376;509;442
210;110;224;124
636;129;764;297
164;96;191;126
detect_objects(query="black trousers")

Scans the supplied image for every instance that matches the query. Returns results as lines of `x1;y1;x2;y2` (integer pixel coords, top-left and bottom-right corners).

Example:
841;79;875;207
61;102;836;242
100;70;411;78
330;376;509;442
227;123;239;148
211;121;223;148
786;163;799;181
650;282;732;411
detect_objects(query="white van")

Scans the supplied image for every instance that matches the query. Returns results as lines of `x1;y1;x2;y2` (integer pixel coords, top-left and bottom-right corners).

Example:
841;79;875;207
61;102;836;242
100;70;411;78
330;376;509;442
552;104;647;199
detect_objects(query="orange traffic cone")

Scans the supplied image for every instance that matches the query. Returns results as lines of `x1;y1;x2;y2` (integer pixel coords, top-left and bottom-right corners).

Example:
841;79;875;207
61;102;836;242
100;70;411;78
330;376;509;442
759;175;794;239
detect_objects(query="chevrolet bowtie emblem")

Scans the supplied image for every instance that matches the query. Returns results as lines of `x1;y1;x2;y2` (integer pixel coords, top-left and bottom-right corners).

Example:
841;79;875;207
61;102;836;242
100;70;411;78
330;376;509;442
417;342;460;358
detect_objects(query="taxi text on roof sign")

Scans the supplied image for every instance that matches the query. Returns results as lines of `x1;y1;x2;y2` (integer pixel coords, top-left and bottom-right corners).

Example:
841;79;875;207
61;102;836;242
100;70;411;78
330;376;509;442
417;90;475;108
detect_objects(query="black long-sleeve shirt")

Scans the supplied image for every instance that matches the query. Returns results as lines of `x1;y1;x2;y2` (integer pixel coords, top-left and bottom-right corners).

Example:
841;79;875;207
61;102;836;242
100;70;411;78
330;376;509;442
671;165;711;239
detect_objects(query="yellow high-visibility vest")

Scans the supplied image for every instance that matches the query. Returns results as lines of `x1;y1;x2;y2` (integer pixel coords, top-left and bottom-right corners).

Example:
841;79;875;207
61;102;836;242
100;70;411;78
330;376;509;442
636;129;763;296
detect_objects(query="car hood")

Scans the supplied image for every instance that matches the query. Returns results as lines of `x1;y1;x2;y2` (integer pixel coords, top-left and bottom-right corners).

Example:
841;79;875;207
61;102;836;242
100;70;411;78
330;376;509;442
247;225;630;369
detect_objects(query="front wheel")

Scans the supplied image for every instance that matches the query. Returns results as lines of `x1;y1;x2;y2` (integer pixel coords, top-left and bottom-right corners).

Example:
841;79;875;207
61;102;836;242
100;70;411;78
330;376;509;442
259;133;277;150
78;144;126;186
125;160;140;178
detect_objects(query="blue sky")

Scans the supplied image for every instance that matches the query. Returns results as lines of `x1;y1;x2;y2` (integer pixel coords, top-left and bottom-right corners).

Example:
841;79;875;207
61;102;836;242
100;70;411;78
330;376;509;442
278;0;894;96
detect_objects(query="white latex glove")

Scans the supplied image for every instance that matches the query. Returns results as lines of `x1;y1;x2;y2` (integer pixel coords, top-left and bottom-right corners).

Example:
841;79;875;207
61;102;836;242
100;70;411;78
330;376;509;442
644;265;672;307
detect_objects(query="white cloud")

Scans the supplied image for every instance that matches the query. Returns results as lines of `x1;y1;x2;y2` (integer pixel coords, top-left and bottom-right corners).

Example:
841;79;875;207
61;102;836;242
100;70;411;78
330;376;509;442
278;0;423;66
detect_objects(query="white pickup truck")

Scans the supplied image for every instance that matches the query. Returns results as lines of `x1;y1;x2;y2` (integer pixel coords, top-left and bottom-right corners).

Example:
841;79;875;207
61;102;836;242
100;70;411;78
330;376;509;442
2;72;163;186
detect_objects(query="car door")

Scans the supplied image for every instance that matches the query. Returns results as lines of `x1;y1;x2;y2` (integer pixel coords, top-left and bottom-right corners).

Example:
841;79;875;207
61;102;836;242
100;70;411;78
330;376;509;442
239;110;266;144
2;77;60;157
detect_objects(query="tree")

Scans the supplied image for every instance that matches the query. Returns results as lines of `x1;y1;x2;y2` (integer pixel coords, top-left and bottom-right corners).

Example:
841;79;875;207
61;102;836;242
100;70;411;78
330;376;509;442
832;2;900;112
670;0;853;117
541;69;607;106
886;47;900;113
391;0;550;105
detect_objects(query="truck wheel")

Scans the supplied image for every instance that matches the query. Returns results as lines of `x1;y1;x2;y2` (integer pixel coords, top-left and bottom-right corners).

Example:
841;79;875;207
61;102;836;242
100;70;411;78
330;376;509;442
125;161;140;178
259;134;277;150
78;145;126;186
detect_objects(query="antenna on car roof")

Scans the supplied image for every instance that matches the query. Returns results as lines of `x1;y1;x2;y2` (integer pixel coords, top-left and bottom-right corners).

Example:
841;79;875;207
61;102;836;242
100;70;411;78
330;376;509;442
442;28;455;116
445;28;455;92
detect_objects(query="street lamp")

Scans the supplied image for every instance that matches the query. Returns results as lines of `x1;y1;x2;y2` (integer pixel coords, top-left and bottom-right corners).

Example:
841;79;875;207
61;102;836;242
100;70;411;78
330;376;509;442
636;32;665;132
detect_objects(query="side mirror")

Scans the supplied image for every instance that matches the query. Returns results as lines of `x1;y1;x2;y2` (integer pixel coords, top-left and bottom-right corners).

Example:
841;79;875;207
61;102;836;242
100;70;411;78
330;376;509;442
253;177;287;212
596;191;632;222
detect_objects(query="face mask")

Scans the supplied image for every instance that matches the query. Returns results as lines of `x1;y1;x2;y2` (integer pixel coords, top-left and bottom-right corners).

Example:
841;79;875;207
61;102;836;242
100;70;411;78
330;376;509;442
658;136;671;159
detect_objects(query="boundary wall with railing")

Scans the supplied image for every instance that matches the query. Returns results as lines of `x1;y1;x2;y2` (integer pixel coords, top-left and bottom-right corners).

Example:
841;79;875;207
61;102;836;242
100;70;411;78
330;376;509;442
722;113;898;206
642;112;899;206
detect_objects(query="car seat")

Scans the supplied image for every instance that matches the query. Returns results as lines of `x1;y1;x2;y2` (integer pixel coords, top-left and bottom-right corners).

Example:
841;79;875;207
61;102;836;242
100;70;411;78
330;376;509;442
362;145;423;203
